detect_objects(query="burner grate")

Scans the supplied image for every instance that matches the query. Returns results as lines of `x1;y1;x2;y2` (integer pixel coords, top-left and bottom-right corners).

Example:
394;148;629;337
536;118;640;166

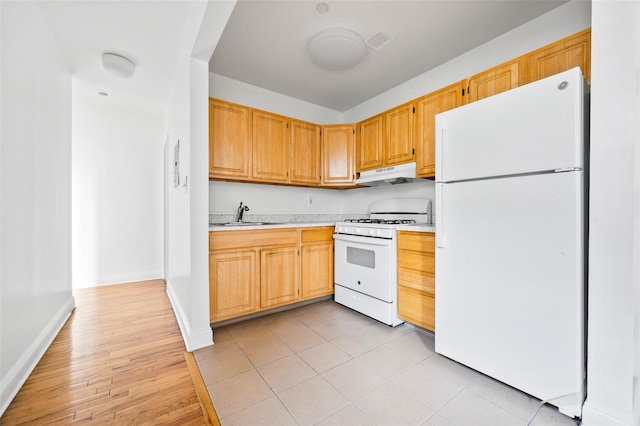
344;218;416;225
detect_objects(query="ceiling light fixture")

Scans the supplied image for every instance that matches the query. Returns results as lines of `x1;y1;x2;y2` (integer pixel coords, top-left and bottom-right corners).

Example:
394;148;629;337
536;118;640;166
101;52;136;78
307;28;366;71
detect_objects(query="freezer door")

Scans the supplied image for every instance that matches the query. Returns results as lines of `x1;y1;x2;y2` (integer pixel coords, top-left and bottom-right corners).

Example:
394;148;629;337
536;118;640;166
435;171;585;417
435;67;585;183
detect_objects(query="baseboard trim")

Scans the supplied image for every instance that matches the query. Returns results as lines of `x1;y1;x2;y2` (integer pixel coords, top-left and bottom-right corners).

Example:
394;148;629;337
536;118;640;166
582;401;634;426
166;282;212;352
0;295;75;416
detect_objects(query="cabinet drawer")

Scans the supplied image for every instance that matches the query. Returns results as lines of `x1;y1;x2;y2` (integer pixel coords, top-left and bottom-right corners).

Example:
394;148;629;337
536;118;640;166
398;269;435;294
397;232;435;253
210;228;298;251
397;285;435;331
398;250;434;273
301;227;334;243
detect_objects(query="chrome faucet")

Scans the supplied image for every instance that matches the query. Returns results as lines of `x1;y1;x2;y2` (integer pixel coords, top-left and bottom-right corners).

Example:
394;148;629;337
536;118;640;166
237;202;249;222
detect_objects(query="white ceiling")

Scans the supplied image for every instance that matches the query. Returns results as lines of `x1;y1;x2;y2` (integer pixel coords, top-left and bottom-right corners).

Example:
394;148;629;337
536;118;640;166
37;0;197;114
210;0;568;112
35;1;568;115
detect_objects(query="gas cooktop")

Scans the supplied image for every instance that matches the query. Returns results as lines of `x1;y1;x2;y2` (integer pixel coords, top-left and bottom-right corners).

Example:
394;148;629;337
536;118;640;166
344;218;417;225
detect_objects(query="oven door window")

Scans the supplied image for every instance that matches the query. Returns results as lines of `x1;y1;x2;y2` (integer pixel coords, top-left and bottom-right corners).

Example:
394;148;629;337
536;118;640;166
346;246;375;269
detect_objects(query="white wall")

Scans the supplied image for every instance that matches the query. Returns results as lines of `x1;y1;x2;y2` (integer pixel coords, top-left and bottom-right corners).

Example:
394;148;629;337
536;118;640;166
72;100;164;288
209;179;435;217
209;73;342;124
582;1;639;425
164;0;236;352
635;5;640;422
0;1;74;415
164;29;205;351
210;181;346;215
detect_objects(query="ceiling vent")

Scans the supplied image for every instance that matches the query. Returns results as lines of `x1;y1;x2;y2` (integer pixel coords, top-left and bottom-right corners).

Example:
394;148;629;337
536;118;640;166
365;32;393;51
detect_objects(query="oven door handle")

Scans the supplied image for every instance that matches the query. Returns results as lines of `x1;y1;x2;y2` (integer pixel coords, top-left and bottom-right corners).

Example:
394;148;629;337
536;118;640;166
333;233;392;246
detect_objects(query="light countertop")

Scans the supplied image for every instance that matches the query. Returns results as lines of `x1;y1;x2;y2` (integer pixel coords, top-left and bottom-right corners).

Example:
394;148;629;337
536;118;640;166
395;224;436;233
210;221;435;233
209;222;336;232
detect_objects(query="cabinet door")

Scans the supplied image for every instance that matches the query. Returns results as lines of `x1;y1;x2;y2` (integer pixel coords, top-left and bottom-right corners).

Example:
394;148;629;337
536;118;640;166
356;114;384;172
464;60;519;104
301;242;334;299
385;101;414;166
209;99;251;179
260;246;299;308
210;250;257;322
252;110;290;183
415;82;463;177
321;124;355;186
524;28;591;85
291;119;321;185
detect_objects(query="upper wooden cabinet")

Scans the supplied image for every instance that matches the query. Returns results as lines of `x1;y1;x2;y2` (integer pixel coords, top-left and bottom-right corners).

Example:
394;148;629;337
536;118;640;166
356;114;384;172
209;99;354;188
321;124;356;186
522;28;591;85
464;59;520;104
415;82;463;178
209;29;591;185
356;103;415;173
209;99;252;180
252;110;290;183
385;101;415;166
290;119;321;185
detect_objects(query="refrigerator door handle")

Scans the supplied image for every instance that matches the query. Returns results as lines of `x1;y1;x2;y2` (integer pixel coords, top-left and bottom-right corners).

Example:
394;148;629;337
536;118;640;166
436;121;445;181
436;184;445;248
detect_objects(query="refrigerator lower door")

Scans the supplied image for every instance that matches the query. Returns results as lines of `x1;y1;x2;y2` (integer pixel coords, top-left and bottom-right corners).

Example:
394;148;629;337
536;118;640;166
435;171;585;418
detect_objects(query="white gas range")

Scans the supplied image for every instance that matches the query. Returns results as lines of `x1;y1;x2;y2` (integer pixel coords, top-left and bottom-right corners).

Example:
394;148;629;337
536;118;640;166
333;198;432;326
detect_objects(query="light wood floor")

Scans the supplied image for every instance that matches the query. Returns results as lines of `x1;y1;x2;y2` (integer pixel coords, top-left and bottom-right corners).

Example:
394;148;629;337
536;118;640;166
1;280;216;425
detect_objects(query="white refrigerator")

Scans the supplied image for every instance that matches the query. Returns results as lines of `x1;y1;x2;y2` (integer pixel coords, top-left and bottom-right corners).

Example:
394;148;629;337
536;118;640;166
434;67;587;418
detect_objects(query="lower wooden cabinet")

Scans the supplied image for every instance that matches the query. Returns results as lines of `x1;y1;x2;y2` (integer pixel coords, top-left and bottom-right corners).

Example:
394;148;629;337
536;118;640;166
397;231;435;331
300;227;334;299
209;226;334;323
209;250;258;322
260;245;299;308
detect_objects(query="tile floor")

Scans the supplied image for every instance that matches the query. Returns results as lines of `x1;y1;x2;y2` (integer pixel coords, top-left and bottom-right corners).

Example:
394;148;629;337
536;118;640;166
194;300;579;426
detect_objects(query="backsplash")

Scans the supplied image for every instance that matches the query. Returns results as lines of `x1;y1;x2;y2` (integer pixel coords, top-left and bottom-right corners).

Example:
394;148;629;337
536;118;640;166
209;213;368;224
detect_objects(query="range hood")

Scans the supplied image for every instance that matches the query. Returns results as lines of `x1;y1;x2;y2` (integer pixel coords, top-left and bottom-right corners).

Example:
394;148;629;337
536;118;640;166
355;162;420;186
